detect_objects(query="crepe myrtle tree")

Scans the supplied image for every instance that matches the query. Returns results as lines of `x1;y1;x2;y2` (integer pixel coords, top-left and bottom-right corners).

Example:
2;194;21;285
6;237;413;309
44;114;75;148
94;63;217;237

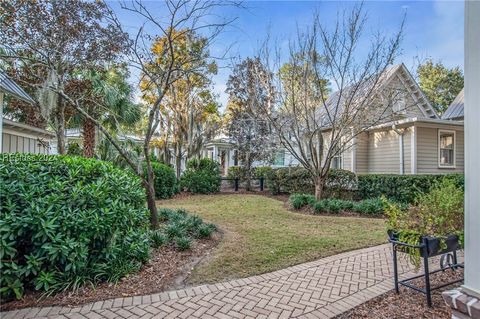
225;57;277;190
257;4;410;200
0;0;130;154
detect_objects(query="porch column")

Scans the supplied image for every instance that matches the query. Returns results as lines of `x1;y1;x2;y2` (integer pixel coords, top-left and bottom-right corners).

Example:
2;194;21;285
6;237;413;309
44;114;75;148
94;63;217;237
443;2;480;318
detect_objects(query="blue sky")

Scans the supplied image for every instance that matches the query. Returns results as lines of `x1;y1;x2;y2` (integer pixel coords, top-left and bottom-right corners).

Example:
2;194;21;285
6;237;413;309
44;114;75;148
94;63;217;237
110;1;464;109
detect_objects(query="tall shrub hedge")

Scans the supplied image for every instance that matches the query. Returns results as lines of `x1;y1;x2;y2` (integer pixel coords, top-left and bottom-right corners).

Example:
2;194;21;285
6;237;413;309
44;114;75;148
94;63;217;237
357;174;464;204
0;154;150;300
180;158;221;193
267;167;357;199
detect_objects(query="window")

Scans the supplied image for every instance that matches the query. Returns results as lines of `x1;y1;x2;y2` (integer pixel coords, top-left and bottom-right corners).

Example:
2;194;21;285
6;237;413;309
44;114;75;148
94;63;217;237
438;130;455;167
332;153;343;169
273;150;285;166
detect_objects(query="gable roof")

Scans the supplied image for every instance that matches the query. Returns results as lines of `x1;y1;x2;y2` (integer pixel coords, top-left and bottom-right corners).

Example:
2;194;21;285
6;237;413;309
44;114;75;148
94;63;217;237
442;88;464;120
319;63;438;124
0;71;35;104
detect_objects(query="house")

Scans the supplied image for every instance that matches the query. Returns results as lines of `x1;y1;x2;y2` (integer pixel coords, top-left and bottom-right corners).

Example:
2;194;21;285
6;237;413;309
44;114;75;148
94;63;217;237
442;89;464;121
202;64;464;176
1;71;56;154
325;64;464;174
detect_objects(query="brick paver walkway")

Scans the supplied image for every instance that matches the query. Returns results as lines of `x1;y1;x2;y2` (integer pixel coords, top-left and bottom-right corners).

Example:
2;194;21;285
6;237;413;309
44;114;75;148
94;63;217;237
2;244;447;319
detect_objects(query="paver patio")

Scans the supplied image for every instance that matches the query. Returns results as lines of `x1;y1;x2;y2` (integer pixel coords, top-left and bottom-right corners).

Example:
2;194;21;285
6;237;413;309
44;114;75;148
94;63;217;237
2;244;460;319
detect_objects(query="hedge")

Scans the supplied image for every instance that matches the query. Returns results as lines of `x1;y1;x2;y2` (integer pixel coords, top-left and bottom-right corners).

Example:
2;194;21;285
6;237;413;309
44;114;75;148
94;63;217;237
267;167;357;199
357;174;464;204
0;154;151;300
226;166;273;186
147;161;178;199
180;158;221;194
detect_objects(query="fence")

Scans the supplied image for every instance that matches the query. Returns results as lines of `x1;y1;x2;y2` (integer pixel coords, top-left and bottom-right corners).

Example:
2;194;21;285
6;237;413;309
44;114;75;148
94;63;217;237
219;177;266;192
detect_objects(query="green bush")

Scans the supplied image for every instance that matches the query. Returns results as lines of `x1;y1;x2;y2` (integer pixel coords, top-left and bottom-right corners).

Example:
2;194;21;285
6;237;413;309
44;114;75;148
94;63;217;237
145;161;178;199
385;179;464;267
0;154;150;300
357;174;464;204
175;237;192;251
180;158;221;194
66;141;82;156
227;166;273;187
268;167;357;199
289;194;316;209
156;208;217;244
353;198;385;215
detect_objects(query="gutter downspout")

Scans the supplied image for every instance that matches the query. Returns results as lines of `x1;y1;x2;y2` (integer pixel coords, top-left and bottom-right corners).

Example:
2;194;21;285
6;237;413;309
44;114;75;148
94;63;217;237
392;125;405;175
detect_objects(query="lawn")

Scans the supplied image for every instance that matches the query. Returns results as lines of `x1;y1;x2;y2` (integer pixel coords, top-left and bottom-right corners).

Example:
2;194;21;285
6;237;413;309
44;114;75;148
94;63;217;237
158;194;387;284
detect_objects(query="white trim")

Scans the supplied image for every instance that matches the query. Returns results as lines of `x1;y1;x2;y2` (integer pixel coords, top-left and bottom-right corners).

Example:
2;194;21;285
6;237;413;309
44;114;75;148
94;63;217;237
438;129;456;168
399;133;404;174
463;0;480;296
411;126;417;174
351;136;357;173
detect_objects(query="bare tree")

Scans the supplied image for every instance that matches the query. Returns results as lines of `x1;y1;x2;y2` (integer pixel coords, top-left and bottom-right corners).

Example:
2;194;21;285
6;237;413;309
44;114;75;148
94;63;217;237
257;4;408;199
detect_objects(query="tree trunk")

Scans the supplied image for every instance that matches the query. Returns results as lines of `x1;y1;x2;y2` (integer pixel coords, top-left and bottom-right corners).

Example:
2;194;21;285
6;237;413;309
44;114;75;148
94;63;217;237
314;175;326;200
143;175;159;229
245;152;251;191
176;156;182;179
55;102;66;154
83;119;95;157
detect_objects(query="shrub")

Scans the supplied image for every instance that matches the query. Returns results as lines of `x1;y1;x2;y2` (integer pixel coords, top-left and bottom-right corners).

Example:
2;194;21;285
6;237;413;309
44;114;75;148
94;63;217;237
150;230;168;248
253;166;273;179
175;237;192;251
197;224;215;238
180;158;221;194
156;208;217;244
0;154;150;300
386;179;464;267
357;174;464;204
147;161;178;199
66;141;82;156
353;198;385;215
289;194;316;209
268;167;357;199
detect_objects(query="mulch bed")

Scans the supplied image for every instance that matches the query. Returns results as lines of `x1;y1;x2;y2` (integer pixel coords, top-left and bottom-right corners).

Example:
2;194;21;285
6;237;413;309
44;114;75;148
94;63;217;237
0;232;221;311
335;268;464;319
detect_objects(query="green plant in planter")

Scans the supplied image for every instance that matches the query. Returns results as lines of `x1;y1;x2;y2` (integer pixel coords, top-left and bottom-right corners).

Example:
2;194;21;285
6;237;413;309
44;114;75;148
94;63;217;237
385;179;464;267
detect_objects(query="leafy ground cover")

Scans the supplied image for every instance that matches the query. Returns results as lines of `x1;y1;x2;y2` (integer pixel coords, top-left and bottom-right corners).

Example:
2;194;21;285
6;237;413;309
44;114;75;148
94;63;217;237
158;194;387;284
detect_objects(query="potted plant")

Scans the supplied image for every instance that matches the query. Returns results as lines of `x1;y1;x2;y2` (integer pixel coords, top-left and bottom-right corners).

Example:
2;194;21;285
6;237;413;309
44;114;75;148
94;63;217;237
384;178;464;267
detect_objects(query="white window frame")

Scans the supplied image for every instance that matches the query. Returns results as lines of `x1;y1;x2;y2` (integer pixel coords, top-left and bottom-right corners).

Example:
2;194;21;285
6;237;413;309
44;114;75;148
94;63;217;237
438;129;456;168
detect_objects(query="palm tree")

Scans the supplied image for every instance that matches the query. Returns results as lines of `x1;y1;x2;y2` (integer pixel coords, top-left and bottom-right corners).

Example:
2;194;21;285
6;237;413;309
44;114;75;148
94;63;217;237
68;65;141;157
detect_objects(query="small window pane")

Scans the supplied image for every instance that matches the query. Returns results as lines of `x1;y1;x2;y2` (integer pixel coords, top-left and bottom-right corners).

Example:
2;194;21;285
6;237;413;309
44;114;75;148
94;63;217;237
439;132;455;166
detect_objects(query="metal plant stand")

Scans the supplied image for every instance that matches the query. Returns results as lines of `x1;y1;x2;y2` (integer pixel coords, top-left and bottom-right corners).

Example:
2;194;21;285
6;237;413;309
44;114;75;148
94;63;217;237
389;236;464;307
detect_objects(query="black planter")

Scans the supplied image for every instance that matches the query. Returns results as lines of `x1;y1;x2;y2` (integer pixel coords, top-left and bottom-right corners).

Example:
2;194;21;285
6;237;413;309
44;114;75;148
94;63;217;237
387;230;460;257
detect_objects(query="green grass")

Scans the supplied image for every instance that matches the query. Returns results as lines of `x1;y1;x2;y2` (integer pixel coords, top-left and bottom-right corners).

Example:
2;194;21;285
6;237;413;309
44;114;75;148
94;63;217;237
158;194;387;284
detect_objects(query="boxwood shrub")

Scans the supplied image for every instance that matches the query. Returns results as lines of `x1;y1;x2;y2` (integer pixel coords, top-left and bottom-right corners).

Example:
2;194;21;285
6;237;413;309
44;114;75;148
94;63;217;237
357;174;464;204
180;158;221;194
0;154;150;300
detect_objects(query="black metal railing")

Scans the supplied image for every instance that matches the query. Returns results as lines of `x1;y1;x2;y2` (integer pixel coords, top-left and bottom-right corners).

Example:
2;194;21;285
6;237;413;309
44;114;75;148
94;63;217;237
219;177;265;192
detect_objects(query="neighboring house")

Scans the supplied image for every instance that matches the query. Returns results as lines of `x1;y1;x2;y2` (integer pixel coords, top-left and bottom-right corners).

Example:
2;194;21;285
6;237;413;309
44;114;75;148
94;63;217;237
0;71;56;154
442;89;464;121
329;64;464;174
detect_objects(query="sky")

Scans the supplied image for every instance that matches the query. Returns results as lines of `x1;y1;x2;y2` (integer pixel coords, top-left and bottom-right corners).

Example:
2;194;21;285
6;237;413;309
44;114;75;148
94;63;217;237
109;0;464;110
